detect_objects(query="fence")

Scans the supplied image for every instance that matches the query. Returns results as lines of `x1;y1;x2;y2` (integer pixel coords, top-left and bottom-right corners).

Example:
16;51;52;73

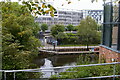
103;1;120;50
0;62;120;80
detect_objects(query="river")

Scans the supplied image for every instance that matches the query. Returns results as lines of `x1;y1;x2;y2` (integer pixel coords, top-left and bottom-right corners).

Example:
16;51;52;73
33;53;99;78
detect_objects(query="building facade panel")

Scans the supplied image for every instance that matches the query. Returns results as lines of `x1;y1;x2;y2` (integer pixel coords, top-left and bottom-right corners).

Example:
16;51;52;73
83;10;103;24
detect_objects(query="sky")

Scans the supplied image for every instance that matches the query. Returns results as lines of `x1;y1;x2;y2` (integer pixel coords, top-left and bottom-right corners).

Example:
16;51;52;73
7;0;104;10
48;0;104;10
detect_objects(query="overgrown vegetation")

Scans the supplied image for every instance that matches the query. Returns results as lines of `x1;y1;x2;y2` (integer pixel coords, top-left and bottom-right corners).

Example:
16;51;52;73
51;64;120;79
50;54;120;79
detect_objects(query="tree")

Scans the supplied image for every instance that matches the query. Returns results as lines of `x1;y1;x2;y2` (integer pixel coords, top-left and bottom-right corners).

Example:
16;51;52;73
77;16;101;50
66;24;74;31
22;0;104;17
51;24;65;38
57;32;68;39
41;23;48;32
2;2;41;79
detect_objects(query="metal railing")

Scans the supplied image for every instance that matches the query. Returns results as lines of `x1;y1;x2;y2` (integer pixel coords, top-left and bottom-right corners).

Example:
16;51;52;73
1;62;120;80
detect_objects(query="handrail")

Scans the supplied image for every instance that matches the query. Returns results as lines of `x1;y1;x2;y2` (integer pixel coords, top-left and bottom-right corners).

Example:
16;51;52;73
1;62;120;80
1;62;120;72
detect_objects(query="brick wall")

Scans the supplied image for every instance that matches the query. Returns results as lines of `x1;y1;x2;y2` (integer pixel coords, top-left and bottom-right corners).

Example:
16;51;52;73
99;46;120;63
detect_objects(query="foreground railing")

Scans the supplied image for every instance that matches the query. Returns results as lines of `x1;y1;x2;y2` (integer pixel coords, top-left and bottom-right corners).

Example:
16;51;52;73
0;62;120;80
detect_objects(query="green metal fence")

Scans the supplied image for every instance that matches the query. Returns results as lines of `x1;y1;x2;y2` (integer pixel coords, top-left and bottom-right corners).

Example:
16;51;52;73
102;1;120;51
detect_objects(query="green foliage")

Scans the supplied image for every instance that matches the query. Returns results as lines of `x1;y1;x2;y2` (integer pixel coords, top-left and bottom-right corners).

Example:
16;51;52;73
56;32;68;39
51;24;65;38
40;23;48;32
50;17;101;46
66;24;74;31
56;33;78;45
2;2;41;79
50;54;120;79
77;16;101;48
22;1;56;17
55;64;120;79
77;53;99;65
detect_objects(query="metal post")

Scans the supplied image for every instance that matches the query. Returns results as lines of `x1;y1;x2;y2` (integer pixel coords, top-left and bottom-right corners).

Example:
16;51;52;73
102;2;113;47
113;64;116;80
13;72;15;80
4;72;6;80
102;2;106;45
39;69;41;78
117;1;120;50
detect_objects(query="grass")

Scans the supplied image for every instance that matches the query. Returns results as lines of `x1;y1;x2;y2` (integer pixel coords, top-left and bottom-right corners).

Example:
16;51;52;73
58;44;99;47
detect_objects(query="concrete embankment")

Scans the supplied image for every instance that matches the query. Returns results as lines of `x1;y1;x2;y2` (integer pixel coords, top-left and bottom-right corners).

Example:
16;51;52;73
39;46;99;55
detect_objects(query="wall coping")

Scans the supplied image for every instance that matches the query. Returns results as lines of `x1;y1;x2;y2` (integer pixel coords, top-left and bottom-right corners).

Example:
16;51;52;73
99;45;120;53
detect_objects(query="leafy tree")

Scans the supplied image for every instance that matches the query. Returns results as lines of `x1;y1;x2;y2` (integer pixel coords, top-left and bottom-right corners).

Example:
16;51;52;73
2;2;41;79
41;23;48;32
66;24;74;31
77;16;101;50
51;24;65;38
22;1;56;17
56;32;68;39
73;26;78;31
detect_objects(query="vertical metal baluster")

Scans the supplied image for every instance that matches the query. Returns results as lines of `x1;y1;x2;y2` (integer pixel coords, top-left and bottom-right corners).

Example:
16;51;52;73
57;71;59;77
14;72;15;80
39;69;41;78
4;72;6;80
113;64;116;80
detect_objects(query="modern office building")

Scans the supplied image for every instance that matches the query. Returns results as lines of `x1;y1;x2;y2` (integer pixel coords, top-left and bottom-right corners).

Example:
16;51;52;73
83;10;103;24
35;9;103;30
35;9;83;28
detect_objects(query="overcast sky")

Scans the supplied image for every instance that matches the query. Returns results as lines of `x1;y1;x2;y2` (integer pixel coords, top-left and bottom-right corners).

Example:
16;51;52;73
6;0;104;10
48;0;104;10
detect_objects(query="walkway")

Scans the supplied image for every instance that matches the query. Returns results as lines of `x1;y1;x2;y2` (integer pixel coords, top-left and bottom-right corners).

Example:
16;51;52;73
39;46;99;55
40;46;99;50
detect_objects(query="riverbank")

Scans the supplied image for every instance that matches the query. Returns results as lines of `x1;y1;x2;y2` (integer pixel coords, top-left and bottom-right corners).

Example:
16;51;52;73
39;46;99;55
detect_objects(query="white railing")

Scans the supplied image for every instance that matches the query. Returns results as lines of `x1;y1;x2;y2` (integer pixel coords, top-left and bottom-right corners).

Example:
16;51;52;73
1;62;120;80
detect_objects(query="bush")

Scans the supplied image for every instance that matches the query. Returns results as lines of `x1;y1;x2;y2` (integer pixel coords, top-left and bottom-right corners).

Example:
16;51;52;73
51;64;120;79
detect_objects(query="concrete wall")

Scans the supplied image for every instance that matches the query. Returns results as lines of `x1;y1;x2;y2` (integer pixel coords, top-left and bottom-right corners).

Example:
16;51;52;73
99;46;120;63
112;26;118;44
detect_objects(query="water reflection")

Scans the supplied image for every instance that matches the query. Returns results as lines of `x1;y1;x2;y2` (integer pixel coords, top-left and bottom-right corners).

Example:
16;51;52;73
41;58;54;78
33;54;99;78
34;55;79;67
40;58;76;78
